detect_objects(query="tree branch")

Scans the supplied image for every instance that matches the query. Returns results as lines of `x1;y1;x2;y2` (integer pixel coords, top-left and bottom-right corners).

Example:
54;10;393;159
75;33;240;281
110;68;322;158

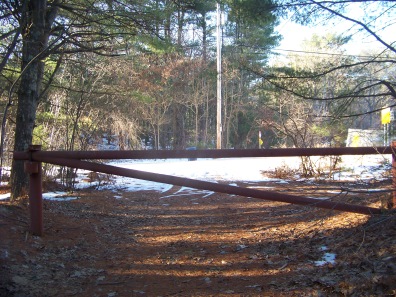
310;0;396;54
0;28;21;74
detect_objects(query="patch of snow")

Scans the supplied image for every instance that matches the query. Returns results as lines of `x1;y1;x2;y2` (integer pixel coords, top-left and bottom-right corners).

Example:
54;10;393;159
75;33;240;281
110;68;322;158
0;154;391;201
43;192;79;201
276;180;289;184
248;186;274;190
315;246;336;266
160;184;173;193
315;253;336;266
327;190;342;194
0;193;10;200
161;187;214;199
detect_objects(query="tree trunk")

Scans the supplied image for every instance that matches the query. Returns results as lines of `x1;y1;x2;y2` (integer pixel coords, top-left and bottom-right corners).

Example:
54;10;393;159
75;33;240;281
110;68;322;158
172;104;186;149
10;0;57;199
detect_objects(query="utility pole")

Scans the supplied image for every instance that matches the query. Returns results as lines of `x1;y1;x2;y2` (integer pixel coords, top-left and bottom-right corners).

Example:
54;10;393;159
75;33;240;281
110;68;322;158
216;2;222;149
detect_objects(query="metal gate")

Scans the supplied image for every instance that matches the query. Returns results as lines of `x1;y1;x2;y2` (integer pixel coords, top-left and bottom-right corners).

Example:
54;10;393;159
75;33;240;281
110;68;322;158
13;143;396;236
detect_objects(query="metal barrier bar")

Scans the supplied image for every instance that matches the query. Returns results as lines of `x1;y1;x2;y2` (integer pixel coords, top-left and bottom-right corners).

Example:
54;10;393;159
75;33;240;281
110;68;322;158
35;155;381;215
13;146;393;161
14;145;395;236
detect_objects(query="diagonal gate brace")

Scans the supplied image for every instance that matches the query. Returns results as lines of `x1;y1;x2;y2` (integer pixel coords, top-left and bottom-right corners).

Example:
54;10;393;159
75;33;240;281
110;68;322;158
36;156;381;215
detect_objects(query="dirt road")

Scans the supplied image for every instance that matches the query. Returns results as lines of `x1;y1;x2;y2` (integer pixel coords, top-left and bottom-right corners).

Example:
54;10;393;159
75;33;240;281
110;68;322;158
1;180;395;296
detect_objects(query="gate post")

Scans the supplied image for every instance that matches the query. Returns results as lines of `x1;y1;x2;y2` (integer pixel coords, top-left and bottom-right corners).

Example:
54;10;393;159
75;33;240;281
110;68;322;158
392;141;396;209
24;145;43;236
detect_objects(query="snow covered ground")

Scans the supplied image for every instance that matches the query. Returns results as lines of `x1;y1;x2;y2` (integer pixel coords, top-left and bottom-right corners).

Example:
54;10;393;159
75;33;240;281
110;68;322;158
0;153;391;202
85;154;391;190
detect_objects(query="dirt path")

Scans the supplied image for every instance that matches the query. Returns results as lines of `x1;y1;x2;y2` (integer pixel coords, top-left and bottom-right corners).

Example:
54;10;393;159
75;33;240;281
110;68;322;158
1;180;395;296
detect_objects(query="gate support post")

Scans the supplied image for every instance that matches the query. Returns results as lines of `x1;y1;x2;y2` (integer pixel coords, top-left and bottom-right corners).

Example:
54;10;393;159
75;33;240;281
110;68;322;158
392;141;396;209
25;145;43;236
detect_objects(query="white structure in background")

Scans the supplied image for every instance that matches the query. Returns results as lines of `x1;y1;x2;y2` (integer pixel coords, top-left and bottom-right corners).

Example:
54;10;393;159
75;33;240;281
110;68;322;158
346;129;383;147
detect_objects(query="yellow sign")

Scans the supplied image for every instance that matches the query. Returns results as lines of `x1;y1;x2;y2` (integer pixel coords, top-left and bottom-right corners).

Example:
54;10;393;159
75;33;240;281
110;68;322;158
351;134;360;147
381;108;391;125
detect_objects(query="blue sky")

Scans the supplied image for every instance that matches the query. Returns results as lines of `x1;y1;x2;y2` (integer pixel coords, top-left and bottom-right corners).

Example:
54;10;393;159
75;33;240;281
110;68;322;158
274;2;395;57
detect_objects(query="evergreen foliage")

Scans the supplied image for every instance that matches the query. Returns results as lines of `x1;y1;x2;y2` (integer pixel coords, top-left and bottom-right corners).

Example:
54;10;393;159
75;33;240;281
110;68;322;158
0;0;394;196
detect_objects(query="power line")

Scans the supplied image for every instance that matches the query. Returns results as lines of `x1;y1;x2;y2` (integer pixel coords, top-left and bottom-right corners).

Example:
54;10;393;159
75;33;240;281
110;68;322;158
270;48;394;59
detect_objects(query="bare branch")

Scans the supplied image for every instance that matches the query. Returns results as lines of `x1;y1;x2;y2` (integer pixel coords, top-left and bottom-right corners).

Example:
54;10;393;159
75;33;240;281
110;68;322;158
310;0;396;53
0;28;21;74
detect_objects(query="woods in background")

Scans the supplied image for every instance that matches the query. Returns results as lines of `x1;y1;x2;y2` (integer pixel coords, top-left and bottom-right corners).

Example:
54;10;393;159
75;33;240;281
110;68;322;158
0;0;395;198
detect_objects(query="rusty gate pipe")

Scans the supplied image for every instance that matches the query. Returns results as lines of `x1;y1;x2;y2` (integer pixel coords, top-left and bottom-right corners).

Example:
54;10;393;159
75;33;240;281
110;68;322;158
34;156;381;215
13;146;393;161
25;145;43;236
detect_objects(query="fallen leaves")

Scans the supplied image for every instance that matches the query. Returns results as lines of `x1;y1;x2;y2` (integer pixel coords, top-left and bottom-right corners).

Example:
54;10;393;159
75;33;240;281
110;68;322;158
1;179;395;296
